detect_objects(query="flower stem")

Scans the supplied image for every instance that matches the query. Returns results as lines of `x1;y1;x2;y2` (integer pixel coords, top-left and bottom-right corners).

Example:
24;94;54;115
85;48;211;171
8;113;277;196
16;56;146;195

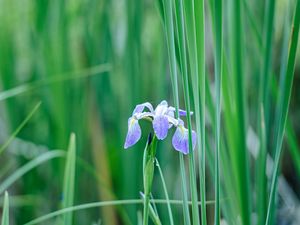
143;194;150;225
143;134;158;225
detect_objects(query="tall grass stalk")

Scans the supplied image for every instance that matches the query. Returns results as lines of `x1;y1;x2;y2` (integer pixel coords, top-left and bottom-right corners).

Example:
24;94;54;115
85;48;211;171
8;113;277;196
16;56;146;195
24;199;216;225
1;192;9;225
182;0;206;224
256;0;276;221
0;102;41;155
265;1;300;224
156;159;174;225
162;0;191;224
193;0;207;223
213;0;222;223
0;151;66;195
62;133;76;225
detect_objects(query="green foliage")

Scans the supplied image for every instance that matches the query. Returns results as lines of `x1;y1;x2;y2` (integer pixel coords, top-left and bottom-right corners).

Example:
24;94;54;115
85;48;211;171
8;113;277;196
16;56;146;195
0;0;299;224
62;133;76;225
1;192;9;225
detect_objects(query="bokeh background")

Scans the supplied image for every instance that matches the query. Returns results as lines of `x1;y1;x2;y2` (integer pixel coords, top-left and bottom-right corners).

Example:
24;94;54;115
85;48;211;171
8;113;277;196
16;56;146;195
0;0;299;224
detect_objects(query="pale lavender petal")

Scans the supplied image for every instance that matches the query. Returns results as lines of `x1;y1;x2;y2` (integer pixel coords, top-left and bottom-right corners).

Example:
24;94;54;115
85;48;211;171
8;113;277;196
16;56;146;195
166;115;179;128
124;117;142;149
154;100;168;116
153;115;169;140
167;109;175;118
179;109;193;116
167;106;193;117
135;112;154;120
172;126;197;154
133;102;153;115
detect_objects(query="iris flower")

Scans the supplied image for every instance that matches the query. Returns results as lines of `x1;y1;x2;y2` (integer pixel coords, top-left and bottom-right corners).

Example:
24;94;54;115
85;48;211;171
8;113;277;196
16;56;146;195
124;100;196;154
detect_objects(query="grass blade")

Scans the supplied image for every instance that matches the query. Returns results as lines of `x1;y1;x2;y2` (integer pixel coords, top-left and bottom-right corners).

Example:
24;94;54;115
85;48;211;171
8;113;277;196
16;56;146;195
0;64;111;102
25;198;216;225
182;0;204;223
0;150;66;195
265;1;300;224
155;159;174;225
0;101;41;156
230;0;251;224
162;0;191;224
193;0;207;223
62;133;76;225
213;0;222;223
1;192;9;225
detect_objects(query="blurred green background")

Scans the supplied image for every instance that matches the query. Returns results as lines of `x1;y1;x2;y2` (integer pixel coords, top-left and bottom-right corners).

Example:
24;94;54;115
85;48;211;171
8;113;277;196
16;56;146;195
0;0;299;224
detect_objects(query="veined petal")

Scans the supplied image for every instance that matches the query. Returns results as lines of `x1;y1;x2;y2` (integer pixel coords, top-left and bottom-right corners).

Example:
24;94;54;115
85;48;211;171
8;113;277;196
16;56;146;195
133;102;154;115
154;100;168;116
166;115;179;127
167;106;193;117
124;117;142;149
135;112;154;120
179;109;193;116
153;115;169;140
172;126;196;154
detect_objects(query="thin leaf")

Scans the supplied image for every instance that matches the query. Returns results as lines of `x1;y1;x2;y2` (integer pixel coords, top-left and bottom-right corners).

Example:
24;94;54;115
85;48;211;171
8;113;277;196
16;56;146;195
0;64;111;102
213;0;223;223
62;133;76;225
155;159;174;225
162;0;191;224
265;1;300;224
0;151;66;194
24;199;217;225
1;192;9;225
0;101;41;156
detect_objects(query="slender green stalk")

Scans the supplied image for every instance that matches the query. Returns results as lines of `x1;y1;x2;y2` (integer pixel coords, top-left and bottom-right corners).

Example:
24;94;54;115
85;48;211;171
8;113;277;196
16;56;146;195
257;106;267;225
0;151;66;194
25;199;216;225
62;134;76;225
256;0;276;220
178;155;191;225
194;0;207;223
265;1;300;224
213;0;222;224
231;0;251;224
162;0;191;224
143;135;158;225
1;192;9;225
260;0;276;106
155;159;174;225
0;102;41;156
182;0;204;224
0;64;111;102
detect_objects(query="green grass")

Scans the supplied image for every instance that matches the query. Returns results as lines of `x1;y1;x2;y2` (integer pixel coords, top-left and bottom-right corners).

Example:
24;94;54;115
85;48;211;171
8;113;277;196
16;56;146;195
0;0;299;224
1;192;9;225
61;134;76;225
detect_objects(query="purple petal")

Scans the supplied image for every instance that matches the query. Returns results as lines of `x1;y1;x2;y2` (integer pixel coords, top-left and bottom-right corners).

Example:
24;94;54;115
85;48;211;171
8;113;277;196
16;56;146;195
167;106;193;117
172;126;197;154
133;102;153;114
154;100;168;116
124;117;142;149
179;109;193;116
153;115;169;140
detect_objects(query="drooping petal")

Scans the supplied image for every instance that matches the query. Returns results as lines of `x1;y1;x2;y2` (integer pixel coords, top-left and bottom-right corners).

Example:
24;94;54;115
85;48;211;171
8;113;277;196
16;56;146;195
154;100;168;116
172;126;197;154
135;112;154;120
133;102;153;115
166;115;179;128
167;106;193;117
153;115;169;140
124;117;142;149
